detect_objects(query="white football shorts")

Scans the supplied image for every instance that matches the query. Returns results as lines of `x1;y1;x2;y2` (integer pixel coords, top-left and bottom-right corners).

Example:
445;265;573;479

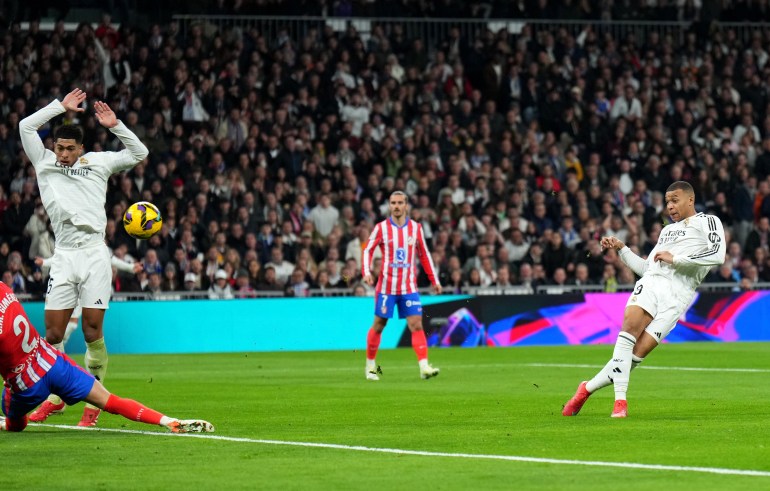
45;242;112;311
625;275;694;343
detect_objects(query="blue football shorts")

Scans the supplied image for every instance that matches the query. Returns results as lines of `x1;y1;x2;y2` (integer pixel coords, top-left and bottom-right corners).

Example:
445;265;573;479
374;292;423;319
2;355;96;419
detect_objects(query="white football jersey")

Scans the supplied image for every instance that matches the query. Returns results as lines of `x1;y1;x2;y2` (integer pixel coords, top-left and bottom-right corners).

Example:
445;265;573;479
620;213;726;292
19;99;149;248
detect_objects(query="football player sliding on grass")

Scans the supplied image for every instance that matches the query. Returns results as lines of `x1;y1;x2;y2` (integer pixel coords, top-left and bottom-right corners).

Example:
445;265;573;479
0;282;213;433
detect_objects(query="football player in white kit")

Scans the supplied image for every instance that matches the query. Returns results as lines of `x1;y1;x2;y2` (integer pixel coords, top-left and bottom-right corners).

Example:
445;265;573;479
562;181;726;418
19;88;149;426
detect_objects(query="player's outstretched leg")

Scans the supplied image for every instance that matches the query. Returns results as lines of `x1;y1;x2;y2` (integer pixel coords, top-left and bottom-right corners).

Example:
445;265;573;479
562;381;592;416
100;393;214;433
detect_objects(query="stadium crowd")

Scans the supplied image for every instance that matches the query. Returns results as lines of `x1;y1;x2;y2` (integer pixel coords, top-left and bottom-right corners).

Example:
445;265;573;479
2;7;770;299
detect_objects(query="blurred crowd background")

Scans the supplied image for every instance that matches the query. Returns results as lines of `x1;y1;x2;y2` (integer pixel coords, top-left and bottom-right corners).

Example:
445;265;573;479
2;0;770;299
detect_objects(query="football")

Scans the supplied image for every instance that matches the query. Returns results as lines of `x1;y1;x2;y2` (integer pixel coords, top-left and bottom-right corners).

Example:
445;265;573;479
123;201;163;240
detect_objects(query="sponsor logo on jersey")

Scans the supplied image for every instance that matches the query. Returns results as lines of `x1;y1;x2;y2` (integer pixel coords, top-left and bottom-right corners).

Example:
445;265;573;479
406;300;412;307
56;163;93;177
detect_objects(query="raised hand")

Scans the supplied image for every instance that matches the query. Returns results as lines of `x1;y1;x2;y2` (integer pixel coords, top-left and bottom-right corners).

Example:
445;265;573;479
601;236;625;252
62;88;86;112
94;101;118;128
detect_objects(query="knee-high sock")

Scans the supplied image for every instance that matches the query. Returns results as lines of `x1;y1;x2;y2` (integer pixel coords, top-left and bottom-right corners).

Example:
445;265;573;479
586;333;638;397
104;395;164;425
84;338;108;410
366;329;381;362
411;330;428;361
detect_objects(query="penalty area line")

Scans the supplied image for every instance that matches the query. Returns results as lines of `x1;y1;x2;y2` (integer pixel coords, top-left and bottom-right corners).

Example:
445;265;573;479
32;423;770;478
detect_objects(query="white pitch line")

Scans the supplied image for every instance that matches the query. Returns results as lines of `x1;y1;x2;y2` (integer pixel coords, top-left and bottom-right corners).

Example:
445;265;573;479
32;423;770;478
522;363;770;373
297;363;770;373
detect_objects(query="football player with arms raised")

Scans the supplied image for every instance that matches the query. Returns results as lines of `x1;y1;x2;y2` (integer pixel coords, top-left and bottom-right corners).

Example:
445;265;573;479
19;88;148;426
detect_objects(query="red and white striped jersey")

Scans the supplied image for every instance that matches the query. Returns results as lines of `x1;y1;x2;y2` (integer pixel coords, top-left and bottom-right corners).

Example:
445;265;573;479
362;218;440;295
0;283;58;393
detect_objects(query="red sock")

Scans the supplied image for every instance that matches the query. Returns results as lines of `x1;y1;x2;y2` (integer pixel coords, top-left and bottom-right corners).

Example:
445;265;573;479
104;394;164;425
411;330;428;361
366;328;381;360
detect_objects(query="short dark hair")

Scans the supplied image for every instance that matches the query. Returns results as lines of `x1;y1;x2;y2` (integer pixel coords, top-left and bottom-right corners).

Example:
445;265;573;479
53;125;84;144
666;181;694;195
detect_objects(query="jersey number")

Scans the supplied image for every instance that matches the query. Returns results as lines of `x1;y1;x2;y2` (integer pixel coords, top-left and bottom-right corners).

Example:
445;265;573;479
634;284;644;295
13;315;35;353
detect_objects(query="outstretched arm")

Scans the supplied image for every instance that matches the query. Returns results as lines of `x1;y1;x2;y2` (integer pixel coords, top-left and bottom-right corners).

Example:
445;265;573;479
96;101;149;172
602;235;649;277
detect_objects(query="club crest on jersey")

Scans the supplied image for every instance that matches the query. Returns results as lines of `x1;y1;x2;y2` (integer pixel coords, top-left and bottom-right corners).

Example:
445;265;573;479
407;235;415;245
79;157;89;165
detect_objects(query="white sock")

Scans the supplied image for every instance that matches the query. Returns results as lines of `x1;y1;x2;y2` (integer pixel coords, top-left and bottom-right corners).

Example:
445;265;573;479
611;333;636;401
160;416;174;426
418;359;430;370
84;338;109;410
631;354;644;371
366;359;376;371
586;333;637;396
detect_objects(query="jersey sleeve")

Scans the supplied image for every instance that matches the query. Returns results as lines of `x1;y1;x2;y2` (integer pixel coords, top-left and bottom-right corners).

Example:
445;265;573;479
102;121;149;173
111;255;137;273
416;224;440;286
618;246;649;277
19;99;65;166
673;215;726;268
362;224;382;278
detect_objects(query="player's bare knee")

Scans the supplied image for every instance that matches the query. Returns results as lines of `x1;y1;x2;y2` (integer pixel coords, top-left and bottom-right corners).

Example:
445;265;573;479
45;329;65;344
371;317;387;332
406;320;423;332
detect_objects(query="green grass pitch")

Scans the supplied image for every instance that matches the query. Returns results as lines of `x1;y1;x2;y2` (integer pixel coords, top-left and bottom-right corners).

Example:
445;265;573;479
3;342;769;490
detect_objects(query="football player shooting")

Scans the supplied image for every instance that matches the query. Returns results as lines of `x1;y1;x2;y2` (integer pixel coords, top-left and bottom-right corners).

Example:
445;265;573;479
0;283;213;434
362;191;442;381
562;181;726;418
19;88;149;427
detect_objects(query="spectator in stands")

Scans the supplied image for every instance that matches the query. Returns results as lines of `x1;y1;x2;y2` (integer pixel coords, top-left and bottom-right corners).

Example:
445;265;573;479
208;269;234;299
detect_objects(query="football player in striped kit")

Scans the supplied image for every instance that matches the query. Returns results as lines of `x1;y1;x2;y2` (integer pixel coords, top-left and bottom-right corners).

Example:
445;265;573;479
362;191;442;380
563;181;726;418
0;283;213;434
